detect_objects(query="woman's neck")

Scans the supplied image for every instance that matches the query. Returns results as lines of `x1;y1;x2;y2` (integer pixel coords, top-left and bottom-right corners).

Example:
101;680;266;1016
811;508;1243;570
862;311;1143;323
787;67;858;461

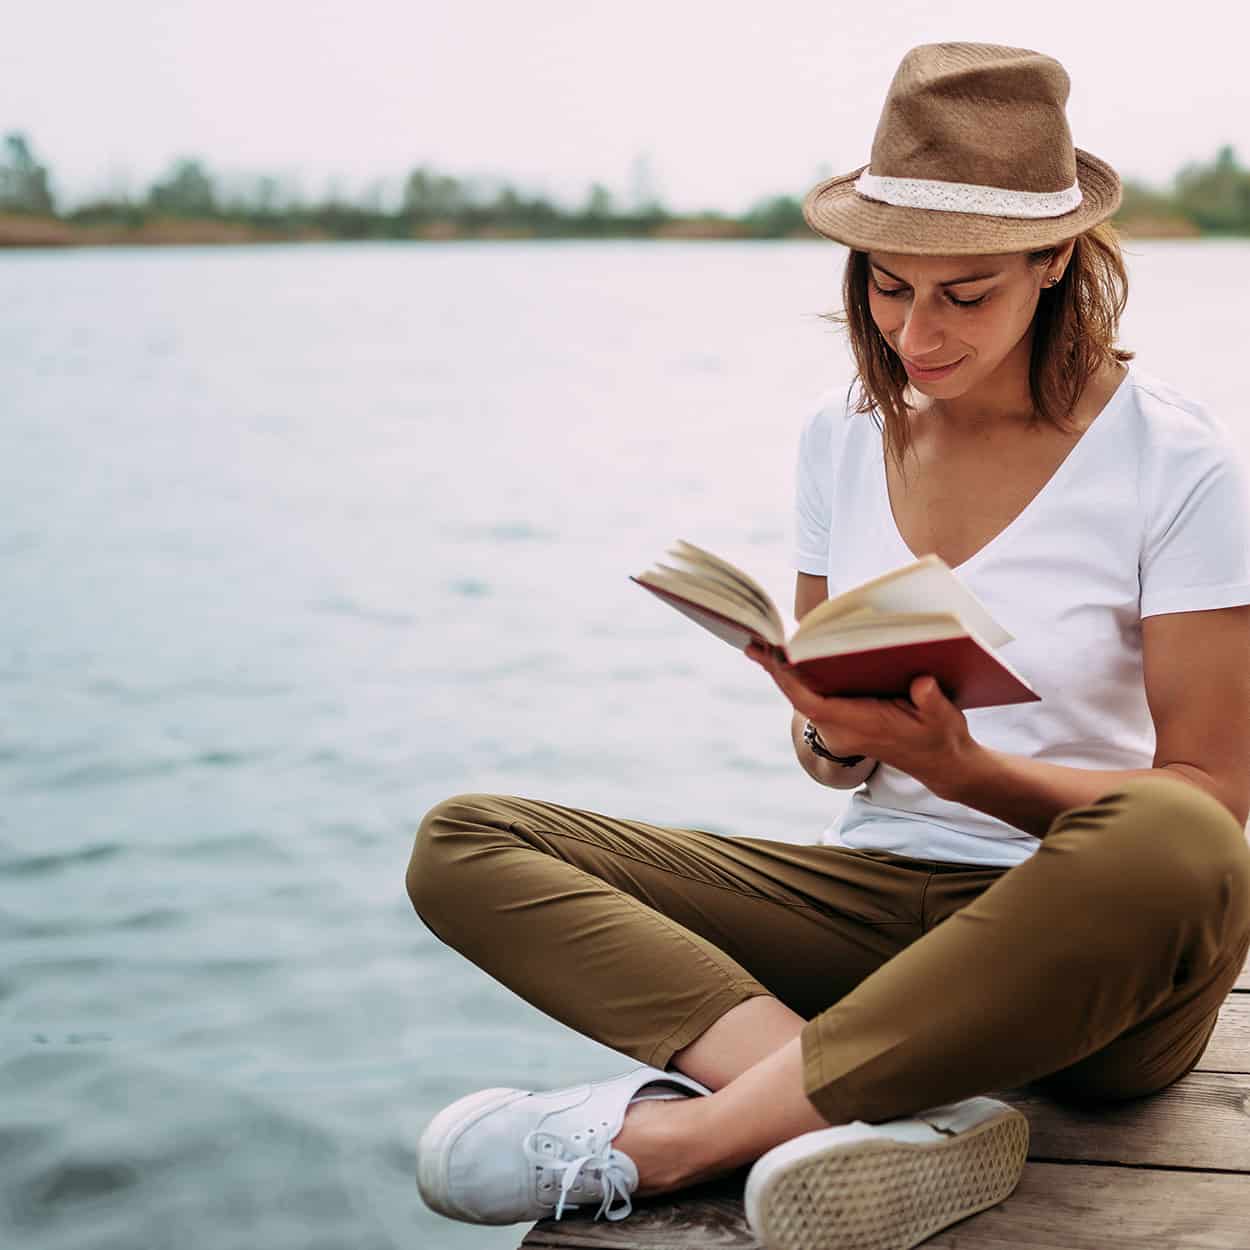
906;334;1037;433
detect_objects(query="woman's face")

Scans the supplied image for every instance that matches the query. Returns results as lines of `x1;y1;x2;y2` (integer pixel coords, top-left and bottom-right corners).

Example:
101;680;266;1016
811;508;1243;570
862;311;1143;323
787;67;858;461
864;246;1071;392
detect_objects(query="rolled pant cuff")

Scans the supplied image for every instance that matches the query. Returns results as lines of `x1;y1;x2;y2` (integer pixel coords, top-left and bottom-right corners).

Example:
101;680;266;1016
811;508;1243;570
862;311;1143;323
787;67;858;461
646;982;770;1073
800;1016;855;1125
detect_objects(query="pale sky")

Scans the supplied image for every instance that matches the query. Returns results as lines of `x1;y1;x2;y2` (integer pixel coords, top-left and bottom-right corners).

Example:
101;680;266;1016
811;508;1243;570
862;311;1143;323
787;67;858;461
5;0;1247;212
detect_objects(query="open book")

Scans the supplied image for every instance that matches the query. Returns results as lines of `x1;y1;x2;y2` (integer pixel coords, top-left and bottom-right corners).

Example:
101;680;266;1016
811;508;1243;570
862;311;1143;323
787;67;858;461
630;539;1039;710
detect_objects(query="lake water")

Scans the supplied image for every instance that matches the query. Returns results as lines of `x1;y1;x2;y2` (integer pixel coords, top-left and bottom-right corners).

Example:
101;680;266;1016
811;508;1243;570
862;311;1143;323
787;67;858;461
3;237;1248;1249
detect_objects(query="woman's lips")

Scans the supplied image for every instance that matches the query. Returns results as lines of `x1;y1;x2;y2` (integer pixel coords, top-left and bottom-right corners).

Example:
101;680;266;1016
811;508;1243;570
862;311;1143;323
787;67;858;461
903;355;965;379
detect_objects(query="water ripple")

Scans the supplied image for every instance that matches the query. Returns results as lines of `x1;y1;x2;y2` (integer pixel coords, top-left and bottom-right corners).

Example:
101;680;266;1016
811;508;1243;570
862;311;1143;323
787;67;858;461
2;842;123;876
308;595;418;627
168;831;294;862
446;576;491;597
31;1159;141;1206
33;759;184;790
85;677;293;703
444;520;557;543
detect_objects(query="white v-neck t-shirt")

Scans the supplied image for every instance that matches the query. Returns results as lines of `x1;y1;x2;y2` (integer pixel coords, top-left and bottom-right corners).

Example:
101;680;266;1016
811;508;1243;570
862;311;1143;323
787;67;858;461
792;361;1250;866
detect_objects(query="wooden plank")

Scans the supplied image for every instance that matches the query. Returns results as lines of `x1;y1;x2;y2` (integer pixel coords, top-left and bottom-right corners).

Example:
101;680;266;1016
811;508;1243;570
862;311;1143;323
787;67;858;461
1199;994;1250;1071
520;1171;758;1248
521;1162;1250;1249
897;1162;1250;1249
992;1072;1250;1170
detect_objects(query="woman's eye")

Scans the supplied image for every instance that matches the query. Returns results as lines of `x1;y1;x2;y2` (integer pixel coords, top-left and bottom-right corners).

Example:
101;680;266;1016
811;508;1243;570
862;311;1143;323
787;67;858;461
869;280;985;309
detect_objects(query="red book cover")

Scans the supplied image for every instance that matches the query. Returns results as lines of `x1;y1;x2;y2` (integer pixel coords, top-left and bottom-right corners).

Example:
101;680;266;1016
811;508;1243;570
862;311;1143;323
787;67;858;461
787;635;1038;710
629;574;1038;711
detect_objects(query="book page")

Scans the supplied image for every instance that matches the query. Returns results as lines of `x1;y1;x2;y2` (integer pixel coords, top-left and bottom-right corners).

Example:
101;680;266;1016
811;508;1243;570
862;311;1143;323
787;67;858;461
665;539;786;642
651;560;767;621
786;612;967;662
792;554;1013;648
632;567;783;646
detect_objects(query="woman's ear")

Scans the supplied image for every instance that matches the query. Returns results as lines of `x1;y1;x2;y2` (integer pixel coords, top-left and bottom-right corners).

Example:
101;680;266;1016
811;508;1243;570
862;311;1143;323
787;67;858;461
1054;237;1076;277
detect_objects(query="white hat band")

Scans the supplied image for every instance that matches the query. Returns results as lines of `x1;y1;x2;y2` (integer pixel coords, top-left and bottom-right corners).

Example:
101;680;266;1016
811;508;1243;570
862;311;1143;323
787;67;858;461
854;170;1084;219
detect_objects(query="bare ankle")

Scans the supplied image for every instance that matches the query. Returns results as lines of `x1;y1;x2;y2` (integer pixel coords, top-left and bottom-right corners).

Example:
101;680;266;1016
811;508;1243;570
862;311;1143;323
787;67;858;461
612;1096;715;1197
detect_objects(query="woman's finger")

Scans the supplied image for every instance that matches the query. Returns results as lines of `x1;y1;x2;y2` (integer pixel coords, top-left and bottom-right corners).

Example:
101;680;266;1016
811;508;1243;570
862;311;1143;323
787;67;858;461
746;645;819;712
746;643;883;734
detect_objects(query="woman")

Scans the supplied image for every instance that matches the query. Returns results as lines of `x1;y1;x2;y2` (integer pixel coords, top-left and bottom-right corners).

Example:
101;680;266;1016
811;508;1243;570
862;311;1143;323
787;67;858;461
406;42;1250;1250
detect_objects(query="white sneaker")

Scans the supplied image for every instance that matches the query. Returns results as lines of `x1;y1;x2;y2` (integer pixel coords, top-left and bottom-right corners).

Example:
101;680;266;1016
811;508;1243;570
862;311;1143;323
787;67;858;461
744;1095;1028;1250
416;1063;711;1226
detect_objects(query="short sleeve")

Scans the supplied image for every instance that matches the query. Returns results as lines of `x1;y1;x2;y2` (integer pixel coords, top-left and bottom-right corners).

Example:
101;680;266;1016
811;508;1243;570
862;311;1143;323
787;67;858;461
1139;412;1250;618
793;398;834;575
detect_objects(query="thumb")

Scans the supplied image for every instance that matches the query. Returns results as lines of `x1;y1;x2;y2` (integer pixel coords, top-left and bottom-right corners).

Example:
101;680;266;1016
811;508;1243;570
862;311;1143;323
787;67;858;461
912;675;942;706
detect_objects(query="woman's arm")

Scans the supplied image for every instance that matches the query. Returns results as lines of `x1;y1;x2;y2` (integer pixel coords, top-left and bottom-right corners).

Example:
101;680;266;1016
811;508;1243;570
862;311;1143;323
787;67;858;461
789;708;878;789
943;605;1250;836
790;572;879;788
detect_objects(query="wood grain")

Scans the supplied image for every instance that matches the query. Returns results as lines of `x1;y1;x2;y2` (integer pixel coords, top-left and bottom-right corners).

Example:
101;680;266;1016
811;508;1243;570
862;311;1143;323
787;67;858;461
520;1172;758;1248
1199;993;1249;1071
898;1162;1250;1249
518;1071;1250;1247
520;1162;1250;1249
992;1072;1250;1170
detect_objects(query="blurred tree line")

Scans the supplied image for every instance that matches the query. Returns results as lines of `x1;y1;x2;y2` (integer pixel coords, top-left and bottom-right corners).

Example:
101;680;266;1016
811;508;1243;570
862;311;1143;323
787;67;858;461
0;135;54;214
3;132;1250;241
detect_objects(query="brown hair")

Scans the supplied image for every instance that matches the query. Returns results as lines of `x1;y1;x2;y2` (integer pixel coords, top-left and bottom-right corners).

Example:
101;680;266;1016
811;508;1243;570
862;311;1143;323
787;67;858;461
822;221;1135;469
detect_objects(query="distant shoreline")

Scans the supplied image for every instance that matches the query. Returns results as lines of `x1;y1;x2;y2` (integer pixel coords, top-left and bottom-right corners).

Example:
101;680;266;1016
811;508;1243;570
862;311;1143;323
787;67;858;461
6;136;1247;250
0;212;1217;250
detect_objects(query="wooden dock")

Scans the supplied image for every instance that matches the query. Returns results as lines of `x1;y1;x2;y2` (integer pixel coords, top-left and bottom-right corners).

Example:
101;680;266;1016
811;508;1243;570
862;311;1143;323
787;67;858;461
520;955;1250;1248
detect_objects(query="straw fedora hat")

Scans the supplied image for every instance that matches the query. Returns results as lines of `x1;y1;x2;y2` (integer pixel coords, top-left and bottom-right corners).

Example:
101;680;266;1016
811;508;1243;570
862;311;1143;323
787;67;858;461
803;42;1122;256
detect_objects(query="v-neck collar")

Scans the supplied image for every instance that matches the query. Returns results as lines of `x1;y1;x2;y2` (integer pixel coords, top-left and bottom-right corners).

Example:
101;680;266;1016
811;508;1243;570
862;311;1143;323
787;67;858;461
876;361;1136;576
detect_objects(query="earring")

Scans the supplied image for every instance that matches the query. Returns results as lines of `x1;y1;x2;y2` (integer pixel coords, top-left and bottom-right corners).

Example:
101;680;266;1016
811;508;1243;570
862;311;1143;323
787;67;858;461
1048;275;1060;286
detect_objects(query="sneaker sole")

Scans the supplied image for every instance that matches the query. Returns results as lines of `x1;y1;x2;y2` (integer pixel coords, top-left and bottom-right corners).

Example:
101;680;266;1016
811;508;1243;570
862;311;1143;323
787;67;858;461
416;1086;529;1221
744;1103;1029;1250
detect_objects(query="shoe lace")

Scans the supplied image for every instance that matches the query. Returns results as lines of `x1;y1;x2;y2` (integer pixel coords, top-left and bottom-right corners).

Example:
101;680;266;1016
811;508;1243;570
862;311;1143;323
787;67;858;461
521;1127;634;1222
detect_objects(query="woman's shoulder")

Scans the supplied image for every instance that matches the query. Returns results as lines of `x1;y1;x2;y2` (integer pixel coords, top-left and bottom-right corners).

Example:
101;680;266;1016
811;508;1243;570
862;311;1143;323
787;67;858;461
1116;363;1250;536
801;377;856;425
1116;361;1236;453
797;379;874;459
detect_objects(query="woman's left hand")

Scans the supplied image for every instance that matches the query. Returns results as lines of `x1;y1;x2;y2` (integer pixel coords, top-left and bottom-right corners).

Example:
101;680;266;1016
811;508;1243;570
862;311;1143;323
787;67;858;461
744;641;981;798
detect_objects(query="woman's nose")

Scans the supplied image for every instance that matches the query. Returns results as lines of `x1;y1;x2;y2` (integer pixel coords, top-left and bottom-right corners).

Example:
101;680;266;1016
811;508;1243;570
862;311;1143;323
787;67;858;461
896;301;944;360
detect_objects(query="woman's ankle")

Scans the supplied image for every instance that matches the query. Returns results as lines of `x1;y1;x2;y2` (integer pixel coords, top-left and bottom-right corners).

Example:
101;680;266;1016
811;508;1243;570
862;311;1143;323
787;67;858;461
611;1095;728;1197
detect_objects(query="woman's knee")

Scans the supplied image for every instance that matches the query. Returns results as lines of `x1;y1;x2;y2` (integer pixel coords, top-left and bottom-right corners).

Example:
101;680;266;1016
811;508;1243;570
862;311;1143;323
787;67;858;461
1064;775;1250;934
1068;775;1245;875
405;792;512;927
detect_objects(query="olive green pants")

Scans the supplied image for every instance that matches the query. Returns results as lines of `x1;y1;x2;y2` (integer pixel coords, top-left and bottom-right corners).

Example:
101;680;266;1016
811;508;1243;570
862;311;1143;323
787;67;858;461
406;776;1250;1125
